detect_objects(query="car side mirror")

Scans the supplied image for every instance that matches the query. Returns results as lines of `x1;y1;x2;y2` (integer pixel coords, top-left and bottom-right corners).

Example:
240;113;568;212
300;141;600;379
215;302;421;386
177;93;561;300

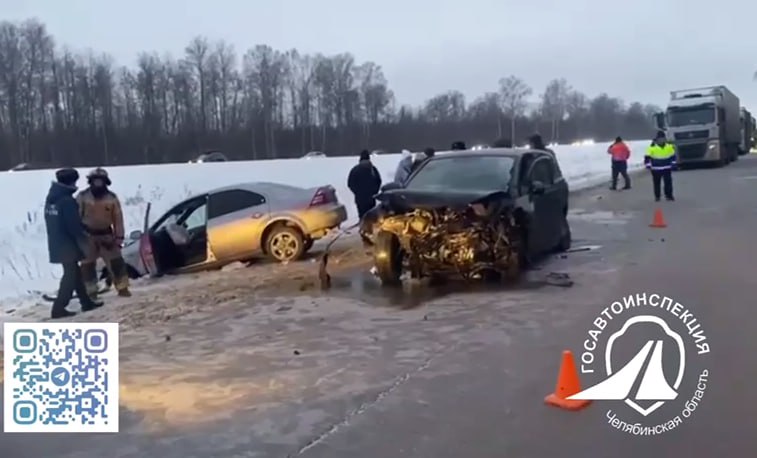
530;181;546;195
381;182;402;192
129;230;143;240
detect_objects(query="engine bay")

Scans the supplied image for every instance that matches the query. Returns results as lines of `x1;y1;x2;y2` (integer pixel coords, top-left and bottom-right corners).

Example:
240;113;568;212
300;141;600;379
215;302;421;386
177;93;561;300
374;201;522;279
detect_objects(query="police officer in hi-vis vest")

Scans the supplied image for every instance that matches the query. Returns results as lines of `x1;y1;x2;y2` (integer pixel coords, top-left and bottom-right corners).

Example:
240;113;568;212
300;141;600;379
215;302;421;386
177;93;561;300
645;131;676;202
77;167;132;298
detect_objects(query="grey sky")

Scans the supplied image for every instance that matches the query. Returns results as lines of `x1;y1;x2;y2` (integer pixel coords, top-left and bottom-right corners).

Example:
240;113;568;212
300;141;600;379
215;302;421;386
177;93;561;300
4;0;757;110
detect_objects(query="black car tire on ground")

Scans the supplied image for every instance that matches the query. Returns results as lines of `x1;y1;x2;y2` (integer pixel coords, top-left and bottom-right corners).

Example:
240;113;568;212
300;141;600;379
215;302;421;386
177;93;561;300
374;230;403;286
266;225;305;263
556;216;572;252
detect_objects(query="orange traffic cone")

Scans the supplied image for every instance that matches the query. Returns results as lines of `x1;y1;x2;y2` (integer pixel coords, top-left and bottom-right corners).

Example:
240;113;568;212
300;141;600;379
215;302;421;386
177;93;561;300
544;350;591;411
649;208;667;228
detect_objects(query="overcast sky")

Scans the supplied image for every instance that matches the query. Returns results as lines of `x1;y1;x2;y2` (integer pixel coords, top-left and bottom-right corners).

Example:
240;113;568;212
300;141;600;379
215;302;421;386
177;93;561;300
3;0;757;111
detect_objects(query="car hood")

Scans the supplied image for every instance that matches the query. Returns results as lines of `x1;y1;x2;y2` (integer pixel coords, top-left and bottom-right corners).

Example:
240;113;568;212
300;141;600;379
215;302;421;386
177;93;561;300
376;188;512;210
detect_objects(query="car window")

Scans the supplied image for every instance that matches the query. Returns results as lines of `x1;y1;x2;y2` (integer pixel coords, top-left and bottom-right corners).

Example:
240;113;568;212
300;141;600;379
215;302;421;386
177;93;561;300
529;158;554;185
153;197;207;232
208;189;266;219
181;203;207;230
405;156;515;192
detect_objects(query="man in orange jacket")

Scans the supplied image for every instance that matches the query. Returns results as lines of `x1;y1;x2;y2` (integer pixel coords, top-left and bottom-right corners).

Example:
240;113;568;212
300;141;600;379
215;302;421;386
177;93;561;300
608;136;631;190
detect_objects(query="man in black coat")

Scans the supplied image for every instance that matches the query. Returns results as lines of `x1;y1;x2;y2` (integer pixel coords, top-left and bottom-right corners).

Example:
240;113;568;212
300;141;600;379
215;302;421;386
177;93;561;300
44;168;104;318
347;150;382;219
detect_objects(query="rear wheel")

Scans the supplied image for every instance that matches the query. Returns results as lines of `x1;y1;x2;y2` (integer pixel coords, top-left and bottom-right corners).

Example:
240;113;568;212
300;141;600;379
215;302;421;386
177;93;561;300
266;225;305;263
374;230;403;286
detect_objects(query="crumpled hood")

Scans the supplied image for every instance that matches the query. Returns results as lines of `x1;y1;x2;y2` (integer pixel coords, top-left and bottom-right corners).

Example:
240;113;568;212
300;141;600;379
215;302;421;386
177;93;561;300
377;188;512;210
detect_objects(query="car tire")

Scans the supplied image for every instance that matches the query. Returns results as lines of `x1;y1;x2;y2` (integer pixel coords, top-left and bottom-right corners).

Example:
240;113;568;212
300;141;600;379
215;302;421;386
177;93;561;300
266;225;305;263
303;237;314;253
126;265;140;279
374;230;403;286
556;216;572;252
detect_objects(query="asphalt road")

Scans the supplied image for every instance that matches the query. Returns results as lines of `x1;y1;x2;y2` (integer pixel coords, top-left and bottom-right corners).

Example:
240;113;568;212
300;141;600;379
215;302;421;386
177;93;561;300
2;157;757;457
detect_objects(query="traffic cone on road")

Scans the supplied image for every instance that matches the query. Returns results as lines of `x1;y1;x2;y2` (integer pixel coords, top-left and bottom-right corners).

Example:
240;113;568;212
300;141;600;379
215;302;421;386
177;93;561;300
544;350;591;411
649;208;667;228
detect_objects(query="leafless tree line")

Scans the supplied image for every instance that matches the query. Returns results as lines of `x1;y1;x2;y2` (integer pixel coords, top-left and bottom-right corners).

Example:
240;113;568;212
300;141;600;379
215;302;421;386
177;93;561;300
0;19;661;169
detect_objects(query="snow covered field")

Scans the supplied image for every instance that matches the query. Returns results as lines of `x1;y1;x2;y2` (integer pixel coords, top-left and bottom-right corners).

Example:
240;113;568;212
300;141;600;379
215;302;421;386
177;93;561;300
0;141;647;302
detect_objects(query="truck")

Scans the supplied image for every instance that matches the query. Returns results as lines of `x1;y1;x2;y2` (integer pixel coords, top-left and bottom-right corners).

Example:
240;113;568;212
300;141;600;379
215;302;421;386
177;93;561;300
654;86;741;167
739;107;755;155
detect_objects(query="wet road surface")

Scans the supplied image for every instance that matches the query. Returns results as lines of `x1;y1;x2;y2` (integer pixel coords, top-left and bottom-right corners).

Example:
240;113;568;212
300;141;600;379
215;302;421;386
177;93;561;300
2;158;757;457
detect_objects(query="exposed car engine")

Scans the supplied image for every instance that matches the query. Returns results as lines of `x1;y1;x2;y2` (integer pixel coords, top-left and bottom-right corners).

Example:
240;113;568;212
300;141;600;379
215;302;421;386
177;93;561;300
374;201;522;280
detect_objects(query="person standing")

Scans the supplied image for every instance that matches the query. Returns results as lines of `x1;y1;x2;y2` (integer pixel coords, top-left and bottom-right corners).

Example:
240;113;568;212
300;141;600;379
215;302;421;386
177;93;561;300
348;150;383;219
393;149;414;184
608;136;632;190
44;168;104;319
409;147;435;175
645;131;676;201
77;167;132;298
529;134;555;156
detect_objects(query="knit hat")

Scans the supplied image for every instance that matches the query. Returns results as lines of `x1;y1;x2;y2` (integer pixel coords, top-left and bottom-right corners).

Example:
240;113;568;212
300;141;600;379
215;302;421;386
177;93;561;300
55;168;79;186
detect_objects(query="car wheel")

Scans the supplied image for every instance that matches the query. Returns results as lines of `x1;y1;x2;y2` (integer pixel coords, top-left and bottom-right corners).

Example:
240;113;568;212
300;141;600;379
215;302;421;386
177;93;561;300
126;265;140;279
303;237;314;253
374;230;403;286
266;226;305;263
556;216;572;252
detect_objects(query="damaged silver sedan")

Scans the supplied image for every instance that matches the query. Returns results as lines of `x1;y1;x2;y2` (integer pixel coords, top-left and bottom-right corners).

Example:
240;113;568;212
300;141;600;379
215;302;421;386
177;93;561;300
361;148;572;285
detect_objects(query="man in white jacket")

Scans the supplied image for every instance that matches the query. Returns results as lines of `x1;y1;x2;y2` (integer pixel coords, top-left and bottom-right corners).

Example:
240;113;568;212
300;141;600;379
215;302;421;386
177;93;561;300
393;149;415;184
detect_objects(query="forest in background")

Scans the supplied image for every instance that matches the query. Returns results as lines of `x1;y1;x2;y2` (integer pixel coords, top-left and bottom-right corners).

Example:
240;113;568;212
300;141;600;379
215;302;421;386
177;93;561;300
0;18;661;169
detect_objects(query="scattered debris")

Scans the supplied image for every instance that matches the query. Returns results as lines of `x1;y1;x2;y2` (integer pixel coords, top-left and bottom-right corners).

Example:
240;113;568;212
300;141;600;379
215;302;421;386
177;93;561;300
293;350;301;356
545;272;574;287
566;245;602;253
165;335;171;342
276;306;292;312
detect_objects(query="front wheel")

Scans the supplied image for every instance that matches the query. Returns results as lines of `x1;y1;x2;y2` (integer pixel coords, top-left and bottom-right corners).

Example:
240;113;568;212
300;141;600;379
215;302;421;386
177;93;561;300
374;230;403;286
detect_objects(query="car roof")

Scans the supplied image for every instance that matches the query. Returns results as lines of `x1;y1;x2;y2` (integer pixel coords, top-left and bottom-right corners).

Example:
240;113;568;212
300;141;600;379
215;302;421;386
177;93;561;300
431;147;548;160
183;182;306;202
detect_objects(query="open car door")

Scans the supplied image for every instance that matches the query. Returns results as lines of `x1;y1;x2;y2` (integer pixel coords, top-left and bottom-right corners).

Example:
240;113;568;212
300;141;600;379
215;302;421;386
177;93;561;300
138;202;161;277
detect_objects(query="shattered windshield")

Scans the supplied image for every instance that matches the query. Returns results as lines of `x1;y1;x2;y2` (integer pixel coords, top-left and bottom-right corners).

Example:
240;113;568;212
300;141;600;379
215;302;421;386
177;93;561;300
405;155;514;192
667;105;716;127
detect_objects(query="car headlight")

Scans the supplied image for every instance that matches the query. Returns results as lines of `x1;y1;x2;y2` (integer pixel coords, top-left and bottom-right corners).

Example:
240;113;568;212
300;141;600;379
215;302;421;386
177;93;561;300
708;142;718;151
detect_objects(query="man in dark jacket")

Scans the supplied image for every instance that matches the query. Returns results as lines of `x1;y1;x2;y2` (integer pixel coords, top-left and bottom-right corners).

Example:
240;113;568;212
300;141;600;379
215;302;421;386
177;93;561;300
493;138;513;148
347;150;383;219
44;168;104;318
529;134;555;155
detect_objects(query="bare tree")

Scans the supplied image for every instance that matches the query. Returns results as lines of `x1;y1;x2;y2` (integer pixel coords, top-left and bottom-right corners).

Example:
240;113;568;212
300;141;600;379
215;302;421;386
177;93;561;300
499;75;532;141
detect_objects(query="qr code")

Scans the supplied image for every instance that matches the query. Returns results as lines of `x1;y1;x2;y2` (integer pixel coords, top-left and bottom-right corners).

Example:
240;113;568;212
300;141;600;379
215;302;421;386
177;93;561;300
3;322;119;433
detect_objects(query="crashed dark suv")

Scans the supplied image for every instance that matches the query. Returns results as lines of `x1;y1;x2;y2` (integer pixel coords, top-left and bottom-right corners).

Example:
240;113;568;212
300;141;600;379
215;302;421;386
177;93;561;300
361;148;571;285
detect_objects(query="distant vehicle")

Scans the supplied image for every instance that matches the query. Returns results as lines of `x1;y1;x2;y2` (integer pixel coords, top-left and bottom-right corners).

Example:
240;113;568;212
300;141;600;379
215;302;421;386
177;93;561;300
7;162;59;172
302;151;327;159
470;144;489;150
132;182;347;278
371;149;387;156
739;107;755;156
654;86;741;167
189;151;228;163
361;148;571;285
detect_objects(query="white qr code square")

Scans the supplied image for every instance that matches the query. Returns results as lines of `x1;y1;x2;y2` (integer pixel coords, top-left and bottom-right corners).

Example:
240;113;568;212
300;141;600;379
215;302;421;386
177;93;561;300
3;322;119;433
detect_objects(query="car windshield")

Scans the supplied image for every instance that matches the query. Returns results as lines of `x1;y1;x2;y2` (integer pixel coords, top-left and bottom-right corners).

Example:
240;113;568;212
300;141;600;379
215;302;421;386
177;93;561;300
405;156;515;192
667;105;716;127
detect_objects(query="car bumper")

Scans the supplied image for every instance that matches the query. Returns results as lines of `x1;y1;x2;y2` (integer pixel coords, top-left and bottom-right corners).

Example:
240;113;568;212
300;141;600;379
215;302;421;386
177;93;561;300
304;204;348;239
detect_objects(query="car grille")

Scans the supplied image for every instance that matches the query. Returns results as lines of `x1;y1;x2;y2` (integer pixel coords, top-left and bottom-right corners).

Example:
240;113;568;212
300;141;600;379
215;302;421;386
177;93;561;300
676;143;707;160
674;130;709;140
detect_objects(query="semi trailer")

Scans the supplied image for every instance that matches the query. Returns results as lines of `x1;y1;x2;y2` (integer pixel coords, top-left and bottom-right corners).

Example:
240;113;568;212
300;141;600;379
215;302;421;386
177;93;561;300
655;86;741;167
739;107;755;155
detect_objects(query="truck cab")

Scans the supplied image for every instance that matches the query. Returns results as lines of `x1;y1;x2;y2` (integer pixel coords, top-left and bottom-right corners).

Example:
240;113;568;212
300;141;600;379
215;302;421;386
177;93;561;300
656;86;740;168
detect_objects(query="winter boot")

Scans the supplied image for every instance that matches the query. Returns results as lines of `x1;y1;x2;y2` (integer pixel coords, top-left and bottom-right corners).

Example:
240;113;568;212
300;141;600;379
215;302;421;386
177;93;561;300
81;297;104;312
118;288;132;298
51;309;77;319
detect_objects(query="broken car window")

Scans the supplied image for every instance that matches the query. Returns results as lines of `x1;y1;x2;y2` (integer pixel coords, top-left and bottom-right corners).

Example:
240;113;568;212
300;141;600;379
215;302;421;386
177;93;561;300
404;156;515;192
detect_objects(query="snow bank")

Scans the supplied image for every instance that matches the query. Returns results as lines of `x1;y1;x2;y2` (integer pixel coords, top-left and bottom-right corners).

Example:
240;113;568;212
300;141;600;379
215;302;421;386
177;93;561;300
0;140;647;301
